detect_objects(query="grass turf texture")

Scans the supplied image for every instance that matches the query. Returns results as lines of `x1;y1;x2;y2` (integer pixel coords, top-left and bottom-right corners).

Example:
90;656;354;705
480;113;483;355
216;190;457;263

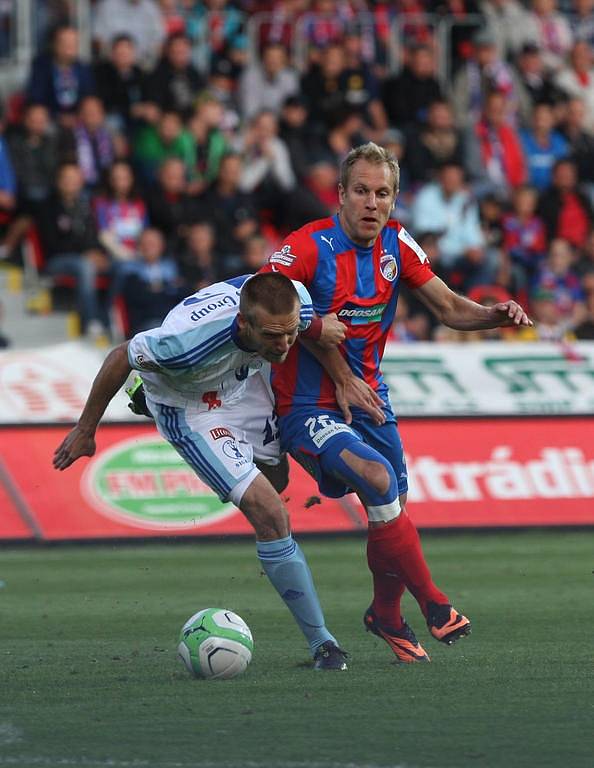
0;532;592;768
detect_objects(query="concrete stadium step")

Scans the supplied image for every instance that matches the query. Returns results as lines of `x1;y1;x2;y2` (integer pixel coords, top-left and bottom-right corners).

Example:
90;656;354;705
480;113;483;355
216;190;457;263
0;266;71;349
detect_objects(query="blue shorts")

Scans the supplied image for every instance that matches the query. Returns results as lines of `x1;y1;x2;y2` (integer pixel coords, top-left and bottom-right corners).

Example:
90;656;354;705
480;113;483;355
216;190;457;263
278;405;408;498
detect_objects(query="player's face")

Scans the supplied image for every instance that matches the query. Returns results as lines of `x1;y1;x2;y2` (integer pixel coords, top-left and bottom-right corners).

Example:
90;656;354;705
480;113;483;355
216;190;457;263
243;304;301;363
338;160;396;247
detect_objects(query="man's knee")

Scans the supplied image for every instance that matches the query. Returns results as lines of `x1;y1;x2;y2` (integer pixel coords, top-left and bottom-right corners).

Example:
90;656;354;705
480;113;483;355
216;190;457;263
339;448;392;496
237;472;290;540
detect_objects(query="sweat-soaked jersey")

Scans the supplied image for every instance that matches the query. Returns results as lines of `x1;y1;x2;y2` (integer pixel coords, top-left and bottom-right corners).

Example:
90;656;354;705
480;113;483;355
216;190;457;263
127;275;313;409
260;214;435;415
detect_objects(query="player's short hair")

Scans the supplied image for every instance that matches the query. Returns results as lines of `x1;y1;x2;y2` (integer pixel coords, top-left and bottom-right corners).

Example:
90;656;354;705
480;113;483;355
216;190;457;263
240;273;300;323
340;142;400;196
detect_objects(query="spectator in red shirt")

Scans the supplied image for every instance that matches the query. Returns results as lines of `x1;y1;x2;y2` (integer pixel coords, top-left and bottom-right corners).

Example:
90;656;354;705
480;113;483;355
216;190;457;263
472;90;527;193
538;157;593;248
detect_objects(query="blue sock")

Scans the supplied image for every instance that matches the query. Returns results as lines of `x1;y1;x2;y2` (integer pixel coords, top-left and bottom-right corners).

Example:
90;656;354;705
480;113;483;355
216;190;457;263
256;535;336;655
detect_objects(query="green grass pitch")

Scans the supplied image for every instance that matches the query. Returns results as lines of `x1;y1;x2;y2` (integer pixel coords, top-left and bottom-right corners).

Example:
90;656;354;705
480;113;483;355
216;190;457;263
0;531;593;768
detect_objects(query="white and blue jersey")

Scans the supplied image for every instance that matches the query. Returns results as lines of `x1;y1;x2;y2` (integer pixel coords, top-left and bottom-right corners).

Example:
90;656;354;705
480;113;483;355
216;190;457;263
128;275;314;410
126;275;314;504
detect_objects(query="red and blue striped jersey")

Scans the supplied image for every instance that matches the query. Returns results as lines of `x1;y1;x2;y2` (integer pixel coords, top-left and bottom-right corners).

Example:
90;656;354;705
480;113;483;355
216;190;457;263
260;214;435;415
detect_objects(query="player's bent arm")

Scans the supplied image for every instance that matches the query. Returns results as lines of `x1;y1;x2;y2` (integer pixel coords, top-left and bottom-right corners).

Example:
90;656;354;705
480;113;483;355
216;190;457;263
298;337;385;426
413;276;533;330
53;342;132;470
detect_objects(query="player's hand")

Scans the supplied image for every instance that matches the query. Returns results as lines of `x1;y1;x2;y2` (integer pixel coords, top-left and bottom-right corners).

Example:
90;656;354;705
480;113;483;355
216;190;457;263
490;300;533;327
335;375;386;426
53;426;97;470
318;313;347;348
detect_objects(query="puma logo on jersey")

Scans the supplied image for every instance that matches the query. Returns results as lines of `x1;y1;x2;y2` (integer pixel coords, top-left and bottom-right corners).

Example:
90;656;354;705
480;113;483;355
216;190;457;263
320;235;334;251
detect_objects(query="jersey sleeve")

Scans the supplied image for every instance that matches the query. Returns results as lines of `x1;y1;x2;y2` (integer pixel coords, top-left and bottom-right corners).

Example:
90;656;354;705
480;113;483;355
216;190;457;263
292;280;314;331
397;225;436;289
259;229;318;285
127;317;231;375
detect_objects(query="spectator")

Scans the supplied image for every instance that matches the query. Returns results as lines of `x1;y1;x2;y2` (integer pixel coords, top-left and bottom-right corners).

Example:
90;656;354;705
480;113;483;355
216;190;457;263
516;286;576;340
538;157;593;248
514;43;564;127
560;97;594;184
207;55;242;132
177;221;218;288
279;95;314;182
59;96;119;189
300;43;347;134
569;0;594;49
472;90;527;193
526;0;573;74
93;34;150;133
411;161;492;290
554;40;594;131
239;42;299;122
303;161;340;215
158;0;187;37
433;0;485;76
145;157;196;253
310;108;366;167
93;0;165;70
340;30;388;135
94;160;148;262
1;104;57;262
502;184;548;289
300;0;352;62
520;101;569;190
185;0;247;75
381;43;443;133
240;233;270;273
405;99;467;185
479;0;538;61
26;26;95;125
37;162;110;338
532;237;587;329
186;93;229;196
195;152;259;273
133;110;194;183
144;32;205;119
121;228;185;336
256;0;305;52
451;27;517;128
236;109;296;228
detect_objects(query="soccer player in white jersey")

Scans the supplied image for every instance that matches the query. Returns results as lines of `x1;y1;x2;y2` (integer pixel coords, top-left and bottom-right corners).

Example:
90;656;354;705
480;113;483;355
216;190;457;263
53;272;382;670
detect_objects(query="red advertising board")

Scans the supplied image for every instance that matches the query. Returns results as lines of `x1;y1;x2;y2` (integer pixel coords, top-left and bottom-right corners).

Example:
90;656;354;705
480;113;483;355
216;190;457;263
0;418;593;541
0;469;35;540
0;425;357;541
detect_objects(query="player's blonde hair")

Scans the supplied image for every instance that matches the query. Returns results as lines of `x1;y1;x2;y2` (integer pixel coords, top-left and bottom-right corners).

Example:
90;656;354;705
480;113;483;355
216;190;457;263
340;142;400;196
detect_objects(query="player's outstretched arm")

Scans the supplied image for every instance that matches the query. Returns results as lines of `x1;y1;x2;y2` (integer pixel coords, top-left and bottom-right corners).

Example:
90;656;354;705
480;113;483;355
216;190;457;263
413;276;533;331
53;342;132;471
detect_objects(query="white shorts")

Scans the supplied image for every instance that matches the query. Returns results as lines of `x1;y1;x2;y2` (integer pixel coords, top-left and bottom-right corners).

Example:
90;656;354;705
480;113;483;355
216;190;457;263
149;373;280;505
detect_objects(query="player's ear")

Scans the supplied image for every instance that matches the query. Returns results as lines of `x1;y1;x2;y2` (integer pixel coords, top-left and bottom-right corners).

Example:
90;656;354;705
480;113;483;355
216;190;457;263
338;183;345;205
236;311;248;332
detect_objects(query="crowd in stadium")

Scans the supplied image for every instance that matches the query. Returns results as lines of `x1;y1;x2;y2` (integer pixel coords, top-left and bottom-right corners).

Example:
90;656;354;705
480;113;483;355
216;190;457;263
1;0;594;344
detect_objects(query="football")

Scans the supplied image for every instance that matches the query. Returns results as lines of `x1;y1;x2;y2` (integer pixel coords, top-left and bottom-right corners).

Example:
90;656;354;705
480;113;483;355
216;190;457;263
177;608;254;680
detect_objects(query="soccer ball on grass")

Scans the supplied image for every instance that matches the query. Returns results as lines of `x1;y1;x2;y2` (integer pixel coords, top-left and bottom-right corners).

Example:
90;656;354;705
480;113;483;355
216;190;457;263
177;608;253;680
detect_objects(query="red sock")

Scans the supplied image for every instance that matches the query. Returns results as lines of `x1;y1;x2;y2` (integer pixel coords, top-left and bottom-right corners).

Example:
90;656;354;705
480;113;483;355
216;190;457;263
367;511;448;618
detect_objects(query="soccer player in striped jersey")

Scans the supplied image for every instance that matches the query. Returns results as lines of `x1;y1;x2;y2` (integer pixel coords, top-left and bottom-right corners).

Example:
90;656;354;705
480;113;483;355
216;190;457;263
53;272;378;670
260;143;532;663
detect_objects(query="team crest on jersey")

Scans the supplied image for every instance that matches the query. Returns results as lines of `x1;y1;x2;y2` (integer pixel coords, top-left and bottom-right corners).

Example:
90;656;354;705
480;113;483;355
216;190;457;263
380;251;398;282
269;244;295;268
